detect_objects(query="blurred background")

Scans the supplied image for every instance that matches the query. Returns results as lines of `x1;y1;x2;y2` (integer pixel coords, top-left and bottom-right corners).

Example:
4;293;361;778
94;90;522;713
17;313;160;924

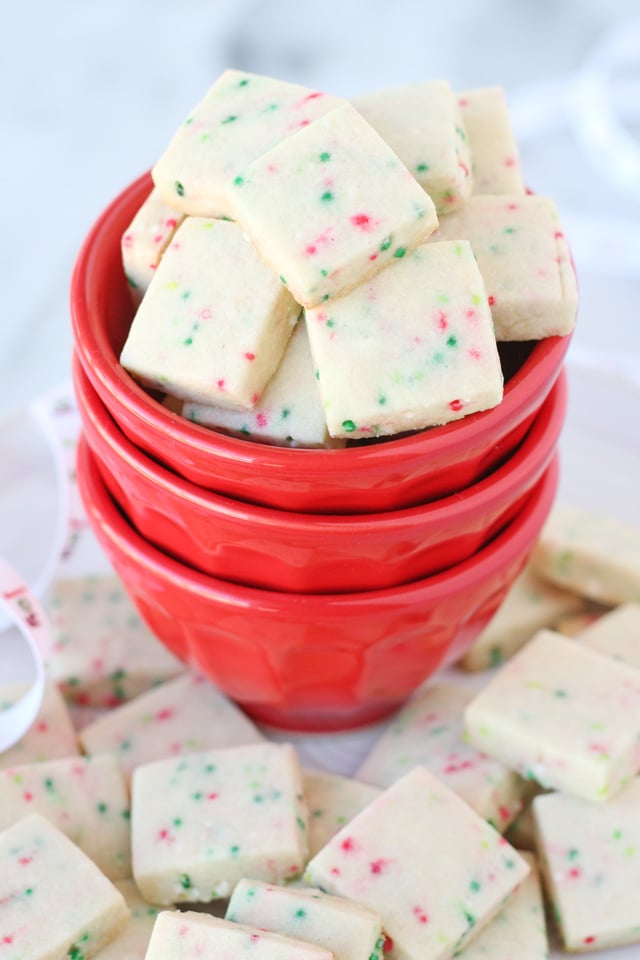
1;0;639;420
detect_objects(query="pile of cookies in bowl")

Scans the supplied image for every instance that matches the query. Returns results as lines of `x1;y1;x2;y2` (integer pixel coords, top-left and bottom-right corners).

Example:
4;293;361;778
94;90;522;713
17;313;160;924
7;66;640;960
70;71;575;732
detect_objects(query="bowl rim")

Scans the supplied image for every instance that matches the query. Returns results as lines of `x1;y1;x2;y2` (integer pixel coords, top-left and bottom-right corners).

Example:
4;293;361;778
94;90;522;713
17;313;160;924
74;351;566;536
71;170;572;474
77;432;559;608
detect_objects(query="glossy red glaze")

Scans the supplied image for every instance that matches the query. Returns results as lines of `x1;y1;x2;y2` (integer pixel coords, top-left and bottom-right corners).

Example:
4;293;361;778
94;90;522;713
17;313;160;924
70;172;571;515
74;355;566;593
77;436;559;731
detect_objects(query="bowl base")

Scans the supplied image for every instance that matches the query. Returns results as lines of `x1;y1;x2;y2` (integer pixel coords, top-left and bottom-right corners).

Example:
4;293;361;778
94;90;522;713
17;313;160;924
242;698;406;734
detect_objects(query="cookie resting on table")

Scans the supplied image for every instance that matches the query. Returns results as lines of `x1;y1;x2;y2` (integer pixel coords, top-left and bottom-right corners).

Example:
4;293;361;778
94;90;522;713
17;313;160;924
144;911;333;960
577;602;640;669
0;683;79;770
464;629;640;802
48;574;182;708
226;879;384;960
305;766;529;960
0;813;128;960
79;672;263;783
533;780;640;951
93;880;160;960
458;561;584;671
532;504;640;606
0;753;130;881
131;742;308;904
356;683;527;832
455;851;547;959
303;770;381;859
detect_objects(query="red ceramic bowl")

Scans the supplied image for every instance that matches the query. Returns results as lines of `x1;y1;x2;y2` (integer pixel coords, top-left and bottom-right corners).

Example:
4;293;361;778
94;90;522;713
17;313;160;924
71;172;571;515
74;353;566;593
77;434;559;732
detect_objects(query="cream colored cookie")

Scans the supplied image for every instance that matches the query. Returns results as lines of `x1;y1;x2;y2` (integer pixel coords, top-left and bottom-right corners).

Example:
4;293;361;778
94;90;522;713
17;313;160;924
305;767;529;960
0;813;128;960
152;69;342;218
457;87;525;195
305;239;502;439
353;80;472;212
131;743;308;904
465;630;640;802
225;103;438;308
120;218;300;409
432;195;577;341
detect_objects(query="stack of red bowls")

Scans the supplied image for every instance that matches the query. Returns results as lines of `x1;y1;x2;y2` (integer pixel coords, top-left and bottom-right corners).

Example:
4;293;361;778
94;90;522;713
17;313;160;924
71;172;571;733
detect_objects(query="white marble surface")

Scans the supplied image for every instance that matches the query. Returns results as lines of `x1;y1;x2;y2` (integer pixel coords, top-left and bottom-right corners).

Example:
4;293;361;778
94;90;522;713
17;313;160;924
2;0;640;418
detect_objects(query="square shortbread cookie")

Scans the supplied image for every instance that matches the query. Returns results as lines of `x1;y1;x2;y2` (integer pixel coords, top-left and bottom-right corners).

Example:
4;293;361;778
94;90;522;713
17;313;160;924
152;69;342;217
79;673;263;783
131;743;308;904
0;814;128;960
305;767;529;960
356;684;526;831
534;781;640;951
120;218;301;409
465;630;640;802
353;80;472;212
305;239;502;439
225;102;438;308
432;195;577;341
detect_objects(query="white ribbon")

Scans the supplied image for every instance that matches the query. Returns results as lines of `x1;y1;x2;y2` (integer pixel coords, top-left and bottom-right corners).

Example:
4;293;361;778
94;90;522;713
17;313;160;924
0;382;83;752
0;559;51;750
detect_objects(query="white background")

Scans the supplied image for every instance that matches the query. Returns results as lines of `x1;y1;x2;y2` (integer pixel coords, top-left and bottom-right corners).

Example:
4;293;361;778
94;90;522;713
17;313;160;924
1;0;640;419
